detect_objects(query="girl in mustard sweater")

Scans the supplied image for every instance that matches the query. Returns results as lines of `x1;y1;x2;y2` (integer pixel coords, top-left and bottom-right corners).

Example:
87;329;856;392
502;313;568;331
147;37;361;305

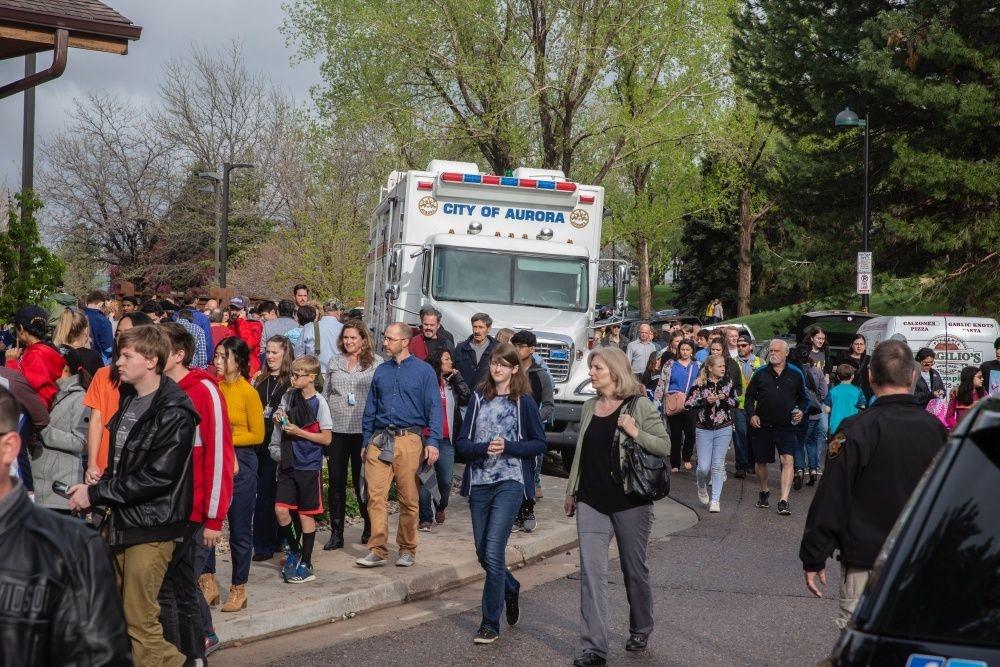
202;337;264;613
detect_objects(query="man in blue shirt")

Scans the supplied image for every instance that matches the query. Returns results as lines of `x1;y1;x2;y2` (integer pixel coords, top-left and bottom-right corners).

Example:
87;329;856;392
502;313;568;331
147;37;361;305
83;290;114;364
316;299;345;373
358;322;441;569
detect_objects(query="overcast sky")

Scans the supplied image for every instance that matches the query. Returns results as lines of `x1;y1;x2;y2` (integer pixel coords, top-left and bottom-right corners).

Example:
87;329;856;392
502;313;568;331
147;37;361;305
0;0;321;193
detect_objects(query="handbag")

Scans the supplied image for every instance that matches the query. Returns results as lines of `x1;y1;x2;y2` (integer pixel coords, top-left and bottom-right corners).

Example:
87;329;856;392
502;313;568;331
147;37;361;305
664;362;695;416
614;397;670;501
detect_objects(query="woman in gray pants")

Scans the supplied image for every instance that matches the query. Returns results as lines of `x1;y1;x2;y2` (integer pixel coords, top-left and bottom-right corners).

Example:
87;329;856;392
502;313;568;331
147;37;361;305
565;347;670;666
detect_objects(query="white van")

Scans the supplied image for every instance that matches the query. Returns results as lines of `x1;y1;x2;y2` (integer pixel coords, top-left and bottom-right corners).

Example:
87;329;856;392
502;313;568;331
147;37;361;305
856;316;999;393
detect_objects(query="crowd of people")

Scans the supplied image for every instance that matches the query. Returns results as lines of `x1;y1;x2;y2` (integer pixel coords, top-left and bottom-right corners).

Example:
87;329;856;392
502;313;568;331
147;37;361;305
2;284;996;666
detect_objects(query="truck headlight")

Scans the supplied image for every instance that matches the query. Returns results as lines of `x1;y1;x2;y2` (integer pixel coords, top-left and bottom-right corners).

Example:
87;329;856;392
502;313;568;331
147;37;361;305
575;379;596;395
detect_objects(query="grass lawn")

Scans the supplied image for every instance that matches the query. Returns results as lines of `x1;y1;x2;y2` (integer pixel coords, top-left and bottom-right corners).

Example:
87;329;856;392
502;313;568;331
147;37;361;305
730;286;949;338
596;284;677;311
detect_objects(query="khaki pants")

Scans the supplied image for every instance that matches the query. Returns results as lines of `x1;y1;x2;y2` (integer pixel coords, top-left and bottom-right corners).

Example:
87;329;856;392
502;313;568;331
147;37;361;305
364;432;422;559
836;566;871;630
114;541;186;667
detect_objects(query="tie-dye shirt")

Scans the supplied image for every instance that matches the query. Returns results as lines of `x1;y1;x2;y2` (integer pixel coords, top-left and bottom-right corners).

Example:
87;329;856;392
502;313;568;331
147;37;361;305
469;395;524;487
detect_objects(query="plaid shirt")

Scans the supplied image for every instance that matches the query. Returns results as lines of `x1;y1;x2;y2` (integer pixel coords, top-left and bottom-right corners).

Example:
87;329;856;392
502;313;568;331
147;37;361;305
323;354;382;434
176;317;209;368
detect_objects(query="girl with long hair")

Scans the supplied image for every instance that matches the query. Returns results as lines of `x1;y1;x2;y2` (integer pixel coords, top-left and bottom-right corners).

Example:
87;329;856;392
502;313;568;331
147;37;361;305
455;343;546;645
837;334;872;400
322;320;382;549
52;308;102;376
653;339;700;471
685;354;737;512
945;366;987;430
251;336;295;561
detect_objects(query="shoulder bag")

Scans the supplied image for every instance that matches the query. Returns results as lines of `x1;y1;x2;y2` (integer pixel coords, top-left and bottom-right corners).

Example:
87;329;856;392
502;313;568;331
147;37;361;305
664;362;694;416
614;397;670;501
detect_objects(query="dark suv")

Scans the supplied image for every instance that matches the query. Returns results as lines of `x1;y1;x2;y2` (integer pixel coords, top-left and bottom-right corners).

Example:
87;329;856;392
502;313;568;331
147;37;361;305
828;397;1000;666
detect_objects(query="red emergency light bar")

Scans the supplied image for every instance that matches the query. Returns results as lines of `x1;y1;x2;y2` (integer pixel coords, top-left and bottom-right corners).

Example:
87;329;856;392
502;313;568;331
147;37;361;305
439;172;578;193
580;195;595;204
417;180;434;190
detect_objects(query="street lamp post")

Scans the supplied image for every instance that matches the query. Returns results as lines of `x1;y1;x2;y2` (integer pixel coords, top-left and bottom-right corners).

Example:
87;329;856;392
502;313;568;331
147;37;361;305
835;106;870;312
196;162;254;288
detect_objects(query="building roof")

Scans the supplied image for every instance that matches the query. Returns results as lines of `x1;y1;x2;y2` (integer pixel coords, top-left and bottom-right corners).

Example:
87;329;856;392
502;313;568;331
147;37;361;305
0;0;141;59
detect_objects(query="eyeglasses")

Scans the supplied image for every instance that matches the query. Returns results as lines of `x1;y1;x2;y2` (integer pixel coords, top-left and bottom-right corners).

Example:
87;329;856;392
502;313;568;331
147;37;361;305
382;335;405;342
489;360;514;369
738;342;751;347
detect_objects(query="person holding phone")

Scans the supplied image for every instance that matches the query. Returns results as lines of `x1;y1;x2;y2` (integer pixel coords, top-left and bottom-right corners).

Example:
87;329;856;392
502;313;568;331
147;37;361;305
455;343;546;646
270;355;333;584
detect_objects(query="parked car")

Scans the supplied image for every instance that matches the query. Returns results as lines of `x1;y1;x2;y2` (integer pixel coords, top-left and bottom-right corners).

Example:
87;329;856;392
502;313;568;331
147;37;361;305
701;321;755;342
795;310;880;358
625;314;702;342
827;396;1000;666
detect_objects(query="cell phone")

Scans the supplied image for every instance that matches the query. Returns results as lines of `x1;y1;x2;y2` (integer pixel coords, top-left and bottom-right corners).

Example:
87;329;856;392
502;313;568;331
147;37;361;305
52;481;72;499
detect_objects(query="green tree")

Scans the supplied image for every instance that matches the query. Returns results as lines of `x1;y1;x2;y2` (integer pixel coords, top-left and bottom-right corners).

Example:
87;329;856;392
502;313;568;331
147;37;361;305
732;0;1000;311
673;215;739;316
0;192;65;319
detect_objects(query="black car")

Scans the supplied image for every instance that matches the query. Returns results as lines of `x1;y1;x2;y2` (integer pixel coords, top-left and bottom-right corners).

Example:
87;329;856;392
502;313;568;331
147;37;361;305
828;397;1000;666
795;310;879;358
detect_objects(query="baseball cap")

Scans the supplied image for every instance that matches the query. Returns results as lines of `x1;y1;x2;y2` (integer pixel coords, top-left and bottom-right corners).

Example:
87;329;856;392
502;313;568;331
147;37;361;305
737;333;753;344
229;296;248;310
12;305;49;327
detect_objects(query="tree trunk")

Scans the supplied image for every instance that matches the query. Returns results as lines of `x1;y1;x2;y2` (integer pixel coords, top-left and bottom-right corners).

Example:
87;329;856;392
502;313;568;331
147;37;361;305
636;232;652;319
737;188;754;317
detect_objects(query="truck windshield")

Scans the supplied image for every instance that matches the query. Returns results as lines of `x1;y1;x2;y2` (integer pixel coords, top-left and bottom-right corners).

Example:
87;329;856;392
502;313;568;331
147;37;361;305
432;247;588;312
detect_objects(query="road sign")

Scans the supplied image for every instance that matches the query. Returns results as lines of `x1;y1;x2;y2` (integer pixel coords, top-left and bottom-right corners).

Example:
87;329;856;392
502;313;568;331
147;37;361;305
857;272;872;294
857;252;872;273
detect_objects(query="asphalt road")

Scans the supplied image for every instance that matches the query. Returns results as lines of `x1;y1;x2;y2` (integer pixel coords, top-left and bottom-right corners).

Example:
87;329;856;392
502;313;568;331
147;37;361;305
216;464;841;666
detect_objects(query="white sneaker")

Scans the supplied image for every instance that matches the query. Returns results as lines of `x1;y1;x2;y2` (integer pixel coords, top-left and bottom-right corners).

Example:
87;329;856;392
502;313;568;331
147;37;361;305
697;486;709;506
709;500;721;513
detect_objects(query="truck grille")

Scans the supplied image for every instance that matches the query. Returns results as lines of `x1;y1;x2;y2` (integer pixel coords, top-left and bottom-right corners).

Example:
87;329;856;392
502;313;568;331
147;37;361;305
535;340;572;383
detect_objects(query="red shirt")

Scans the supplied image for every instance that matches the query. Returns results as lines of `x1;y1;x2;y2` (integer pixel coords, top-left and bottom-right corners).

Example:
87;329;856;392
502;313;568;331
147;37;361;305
6;342;65;409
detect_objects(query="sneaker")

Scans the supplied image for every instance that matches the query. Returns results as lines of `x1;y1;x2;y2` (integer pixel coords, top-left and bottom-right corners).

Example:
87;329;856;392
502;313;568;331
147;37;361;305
807;469;818;486
251;552;273;562
473;627;499;644
505;593;520;626
355;551;388;568
435;508;446;524
793;469;804;491
733;468;747;479
418;521;432;532
756;491;770;509
204;632;220;656
521;511;537;533
511;517;523;533
697;486;710;506
395;552;415;567
281;551;301;581
708;500;720;513
777;499;791;515
286;561;316;584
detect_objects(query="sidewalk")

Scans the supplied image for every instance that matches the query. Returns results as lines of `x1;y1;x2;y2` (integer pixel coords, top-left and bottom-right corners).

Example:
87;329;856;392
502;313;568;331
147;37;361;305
209;469;697;646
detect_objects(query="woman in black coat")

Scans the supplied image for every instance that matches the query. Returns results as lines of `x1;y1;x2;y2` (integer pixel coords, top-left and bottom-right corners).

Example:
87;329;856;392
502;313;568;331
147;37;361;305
837;334;872;400
913;347;946;407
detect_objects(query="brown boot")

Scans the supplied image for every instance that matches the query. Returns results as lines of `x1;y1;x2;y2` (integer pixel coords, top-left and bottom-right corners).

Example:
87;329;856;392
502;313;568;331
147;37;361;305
198;573;220;607
220;584;247;612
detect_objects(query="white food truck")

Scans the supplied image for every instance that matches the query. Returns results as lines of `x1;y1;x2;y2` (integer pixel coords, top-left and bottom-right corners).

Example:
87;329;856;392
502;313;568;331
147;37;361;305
856;315;999;393
364;160;630;460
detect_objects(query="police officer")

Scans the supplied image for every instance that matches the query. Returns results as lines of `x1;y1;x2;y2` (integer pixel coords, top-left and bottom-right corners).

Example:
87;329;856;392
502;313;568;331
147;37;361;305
799;339;947;629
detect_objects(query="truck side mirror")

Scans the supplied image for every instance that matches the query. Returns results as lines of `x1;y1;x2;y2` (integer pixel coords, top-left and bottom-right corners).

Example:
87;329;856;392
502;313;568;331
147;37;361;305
614;263;630;313
385;283;400;301
388;246;402;283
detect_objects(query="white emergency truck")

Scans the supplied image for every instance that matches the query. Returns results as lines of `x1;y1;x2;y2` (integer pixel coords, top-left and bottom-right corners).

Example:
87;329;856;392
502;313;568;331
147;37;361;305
365;160;630;460
856;315;999;393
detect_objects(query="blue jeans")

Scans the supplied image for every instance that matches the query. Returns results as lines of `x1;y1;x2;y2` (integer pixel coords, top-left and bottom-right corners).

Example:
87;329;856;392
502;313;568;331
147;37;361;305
533;452;544;487
419;442;455;523
732;408;750;470
205;447;257;585
468;480;523;633
794;414;826;471
695;426;732;503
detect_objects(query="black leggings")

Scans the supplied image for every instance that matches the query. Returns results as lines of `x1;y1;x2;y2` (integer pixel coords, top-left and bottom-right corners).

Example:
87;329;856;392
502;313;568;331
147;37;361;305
666;411;695;468
327;432;368;533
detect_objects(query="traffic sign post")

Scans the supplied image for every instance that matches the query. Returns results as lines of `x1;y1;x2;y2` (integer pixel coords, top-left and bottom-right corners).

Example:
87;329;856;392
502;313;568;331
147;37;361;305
857;252;872;274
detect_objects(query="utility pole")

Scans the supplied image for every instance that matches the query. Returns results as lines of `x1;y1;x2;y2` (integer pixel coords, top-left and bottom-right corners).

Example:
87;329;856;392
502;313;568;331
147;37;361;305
197;162;253;288
21;54;36;193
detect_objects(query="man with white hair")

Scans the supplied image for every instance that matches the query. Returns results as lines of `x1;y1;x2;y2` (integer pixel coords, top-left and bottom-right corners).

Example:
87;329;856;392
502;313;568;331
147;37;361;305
743;338;809;516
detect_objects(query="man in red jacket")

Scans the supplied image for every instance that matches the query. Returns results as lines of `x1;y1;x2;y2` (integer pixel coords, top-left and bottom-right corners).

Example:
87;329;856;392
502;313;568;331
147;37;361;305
158;323;235;660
